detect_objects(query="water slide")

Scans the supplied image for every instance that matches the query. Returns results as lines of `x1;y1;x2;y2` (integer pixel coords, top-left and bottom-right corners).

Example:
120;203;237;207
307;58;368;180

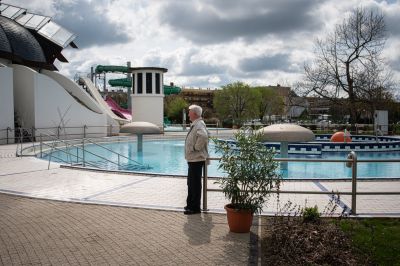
95;65;182;94
105;95;132;120
79;77;129;124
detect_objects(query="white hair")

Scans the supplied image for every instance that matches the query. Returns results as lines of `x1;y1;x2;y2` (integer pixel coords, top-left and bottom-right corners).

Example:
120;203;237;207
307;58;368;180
189;104;202;116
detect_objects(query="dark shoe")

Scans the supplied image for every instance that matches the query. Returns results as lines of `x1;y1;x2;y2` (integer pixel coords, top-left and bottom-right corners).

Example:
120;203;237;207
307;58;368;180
184;206;189;211
184;209;201;215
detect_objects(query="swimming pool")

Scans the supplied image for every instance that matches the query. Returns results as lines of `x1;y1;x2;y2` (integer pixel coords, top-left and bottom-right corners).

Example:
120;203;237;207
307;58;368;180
41;138;400;179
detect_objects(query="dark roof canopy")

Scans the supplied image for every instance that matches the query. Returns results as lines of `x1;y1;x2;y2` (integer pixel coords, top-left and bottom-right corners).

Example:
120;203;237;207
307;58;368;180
0;3;77;70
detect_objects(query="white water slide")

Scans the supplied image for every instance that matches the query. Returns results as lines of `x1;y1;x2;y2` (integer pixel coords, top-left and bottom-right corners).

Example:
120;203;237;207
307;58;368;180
79;77;130;125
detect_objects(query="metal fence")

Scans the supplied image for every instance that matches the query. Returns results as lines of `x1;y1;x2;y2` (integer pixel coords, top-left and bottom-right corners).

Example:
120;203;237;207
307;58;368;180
4;126;400;215
202;152;400;215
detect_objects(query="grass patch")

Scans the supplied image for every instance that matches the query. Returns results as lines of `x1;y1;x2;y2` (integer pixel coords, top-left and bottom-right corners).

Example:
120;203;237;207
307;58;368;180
340;218;400;265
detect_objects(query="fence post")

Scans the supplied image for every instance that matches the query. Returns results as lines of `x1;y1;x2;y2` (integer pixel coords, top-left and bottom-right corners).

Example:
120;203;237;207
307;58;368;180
6;127;10;144
83;125;87;138
32;126;35;141
82;138;85;167
347;151;358;215
40;134;42;158
202;159;209;211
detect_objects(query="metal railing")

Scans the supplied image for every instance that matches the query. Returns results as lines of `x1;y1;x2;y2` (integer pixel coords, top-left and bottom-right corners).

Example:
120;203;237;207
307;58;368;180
0;125;118;145
18;131;149;171
202;151;400;215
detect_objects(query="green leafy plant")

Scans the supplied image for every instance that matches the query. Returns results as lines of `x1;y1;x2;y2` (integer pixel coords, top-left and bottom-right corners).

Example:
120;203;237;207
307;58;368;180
213;129;281;214
302;205;321;223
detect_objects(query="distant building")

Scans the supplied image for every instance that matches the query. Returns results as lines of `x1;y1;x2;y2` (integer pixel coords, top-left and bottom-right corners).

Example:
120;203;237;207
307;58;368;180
179;87;215;118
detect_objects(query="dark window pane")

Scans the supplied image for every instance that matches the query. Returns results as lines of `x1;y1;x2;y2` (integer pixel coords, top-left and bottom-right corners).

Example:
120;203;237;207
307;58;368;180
138;73;142;94
132;74;135;94
146;73;152;94
155;73;160;94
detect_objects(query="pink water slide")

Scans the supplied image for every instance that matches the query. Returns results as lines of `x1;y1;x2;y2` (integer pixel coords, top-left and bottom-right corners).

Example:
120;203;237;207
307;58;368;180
105;95;132;120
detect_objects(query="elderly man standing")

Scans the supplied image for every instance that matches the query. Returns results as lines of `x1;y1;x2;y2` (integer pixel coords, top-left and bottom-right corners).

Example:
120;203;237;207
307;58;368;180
184;104;209;215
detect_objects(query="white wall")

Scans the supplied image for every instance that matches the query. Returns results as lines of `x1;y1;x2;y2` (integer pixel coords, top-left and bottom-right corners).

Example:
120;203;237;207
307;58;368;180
0;65;14;144
12;64;109;139
13;65;35;129
41;70;103;114
131;95;164;127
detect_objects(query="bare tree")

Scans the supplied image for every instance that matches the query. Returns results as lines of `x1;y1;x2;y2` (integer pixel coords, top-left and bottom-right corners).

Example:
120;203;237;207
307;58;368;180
299;7;394;124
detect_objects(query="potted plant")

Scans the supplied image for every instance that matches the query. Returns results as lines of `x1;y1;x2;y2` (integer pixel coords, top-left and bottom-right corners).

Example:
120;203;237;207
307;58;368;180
213;129;281;233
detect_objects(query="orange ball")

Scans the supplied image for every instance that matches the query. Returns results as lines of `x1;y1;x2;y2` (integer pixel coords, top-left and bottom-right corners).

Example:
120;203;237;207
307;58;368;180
330;131;352;142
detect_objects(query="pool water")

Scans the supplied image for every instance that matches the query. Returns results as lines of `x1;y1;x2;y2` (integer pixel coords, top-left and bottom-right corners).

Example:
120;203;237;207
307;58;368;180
43;139;400;179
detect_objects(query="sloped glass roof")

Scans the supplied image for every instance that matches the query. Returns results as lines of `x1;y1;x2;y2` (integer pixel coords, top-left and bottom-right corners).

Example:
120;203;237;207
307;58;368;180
0;4;26;19
38;21;76;48
0;3;76;48
17;14;50;30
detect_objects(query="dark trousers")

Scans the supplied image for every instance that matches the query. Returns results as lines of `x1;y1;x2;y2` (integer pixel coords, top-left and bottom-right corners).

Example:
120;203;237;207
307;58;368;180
186;161;204;211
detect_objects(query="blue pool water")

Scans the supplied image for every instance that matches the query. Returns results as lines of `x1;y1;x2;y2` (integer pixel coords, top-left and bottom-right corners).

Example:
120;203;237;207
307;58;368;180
43;139;400;179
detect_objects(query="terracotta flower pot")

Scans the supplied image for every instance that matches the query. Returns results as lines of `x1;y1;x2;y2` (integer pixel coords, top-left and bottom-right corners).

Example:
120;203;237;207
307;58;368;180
224;204;253;233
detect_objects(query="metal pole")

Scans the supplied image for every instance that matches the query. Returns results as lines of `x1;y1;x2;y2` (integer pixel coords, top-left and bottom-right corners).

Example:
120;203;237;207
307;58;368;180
348;151;358;215
83;125;87;138
82;138;85;167
40;134;42;158
6;127;10;144
202;159;208;211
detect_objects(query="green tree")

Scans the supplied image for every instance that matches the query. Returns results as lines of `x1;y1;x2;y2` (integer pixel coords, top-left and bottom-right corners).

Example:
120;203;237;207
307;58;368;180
254;87;285;122
299;7;394;125
164;95;188;123
213;82;259;126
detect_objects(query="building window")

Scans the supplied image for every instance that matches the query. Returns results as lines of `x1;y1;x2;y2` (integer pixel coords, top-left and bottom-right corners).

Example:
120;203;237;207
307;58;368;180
155;73;160;94
138;73;142;94
146;73;152;94
132;74;135;94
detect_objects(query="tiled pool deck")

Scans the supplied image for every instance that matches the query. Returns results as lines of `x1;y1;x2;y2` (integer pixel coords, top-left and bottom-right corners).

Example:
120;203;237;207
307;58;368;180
0;135;399;264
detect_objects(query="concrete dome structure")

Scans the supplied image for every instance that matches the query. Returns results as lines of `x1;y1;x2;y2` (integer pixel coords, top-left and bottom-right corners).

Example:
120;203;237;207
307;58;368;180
256;123;315;142
256;124;315;170
120;121;161;135
0;16;47;66
120;122;161;152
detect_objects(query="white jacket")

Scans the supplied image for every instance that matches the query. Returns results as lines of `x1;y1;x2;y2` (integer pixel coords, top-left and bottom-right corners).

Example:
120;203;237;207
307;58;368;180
185;118;209;162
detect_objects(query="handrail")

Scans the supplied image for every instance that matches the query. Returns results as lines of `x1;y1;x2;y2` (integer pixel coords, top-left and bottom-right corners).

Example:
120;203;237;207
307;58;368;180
83;137;144;166
21;130;149;170
40;141;117;169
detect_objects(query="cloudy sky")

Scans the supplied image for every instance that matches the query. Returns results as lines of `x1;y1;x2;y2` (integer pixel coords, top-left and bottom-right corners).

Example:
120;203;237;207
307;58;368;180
6;0;400;89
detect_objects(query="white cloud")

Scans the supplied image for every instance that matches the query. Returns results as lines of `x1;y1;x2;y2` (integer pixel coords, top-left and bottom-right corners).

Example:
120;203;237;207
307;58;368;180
4;0;400;89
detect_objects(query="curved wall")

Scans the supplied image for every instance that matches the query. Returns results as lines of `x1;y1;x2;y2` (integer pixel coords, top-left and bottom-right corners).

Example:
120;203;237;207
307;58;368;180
41;70;103;114
79;77;128;129
12;64;108;139
0;64;14;144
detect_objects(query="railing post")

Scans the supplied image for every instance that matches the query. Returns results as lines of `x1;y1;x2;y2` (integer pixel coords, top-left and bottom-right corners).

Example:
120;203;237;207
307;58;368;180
40;134;43;158
57;126;61;139
32;126;35;141
347;151;357;215
203;159;209;211
82;138;85;167
83;125;87;138
6;127;10;144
